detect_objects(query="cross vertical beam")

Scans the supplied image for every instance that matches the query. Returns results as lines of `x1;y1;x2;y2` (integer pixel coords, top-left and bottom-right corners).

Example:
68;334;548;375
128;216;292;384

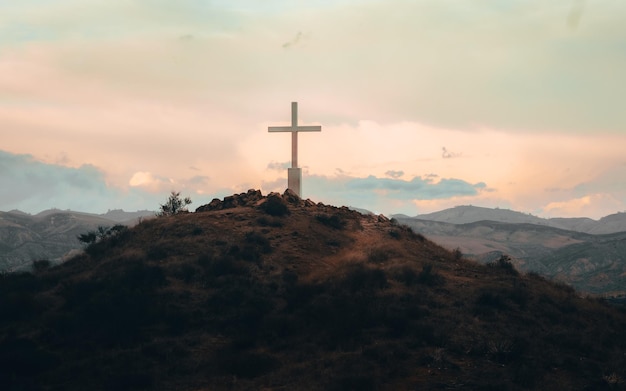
292;102;298;168
268;102;321;197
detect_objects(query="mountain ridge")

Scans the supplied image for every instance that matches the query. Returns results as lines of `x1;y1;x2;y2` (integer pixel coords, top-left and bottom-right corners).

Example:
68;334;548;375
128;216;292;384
0;209;154;272
410;205;626;234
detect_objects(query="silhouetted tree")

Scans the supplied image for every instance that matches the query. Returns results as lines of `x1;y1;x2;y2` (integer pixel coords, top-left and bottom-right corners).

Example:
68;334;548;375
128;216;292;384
77;225;127;246
158;191;192;217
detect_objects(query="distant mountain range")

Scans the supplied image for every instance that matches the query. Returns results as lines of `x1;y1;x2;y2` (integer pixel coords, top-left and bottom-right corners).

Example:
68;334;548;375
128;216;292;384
410;205;626;234
0;209;154;272
394;205;626;296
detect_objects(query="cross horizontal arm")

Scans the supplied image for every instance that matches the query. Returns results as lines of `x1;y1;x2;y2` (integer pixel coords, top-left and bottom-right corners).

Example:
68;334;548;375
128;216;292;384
268;125;321;133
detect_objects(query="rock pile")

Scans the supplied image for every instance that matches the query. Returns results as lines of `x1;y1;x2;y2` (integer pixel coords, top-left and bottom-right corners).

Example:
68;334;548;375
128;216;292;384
195;189;317;213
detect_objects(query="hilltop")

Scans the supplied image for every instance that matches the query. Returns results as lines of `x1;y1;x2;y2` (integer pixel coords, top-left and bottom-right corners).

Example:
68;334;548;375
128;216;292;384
1;190;626;390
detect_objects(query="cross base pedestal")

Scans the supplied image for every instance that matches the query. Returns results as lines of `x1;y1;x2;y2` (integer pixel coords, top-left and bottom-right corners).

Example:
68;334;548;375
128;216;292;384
288;168;302;197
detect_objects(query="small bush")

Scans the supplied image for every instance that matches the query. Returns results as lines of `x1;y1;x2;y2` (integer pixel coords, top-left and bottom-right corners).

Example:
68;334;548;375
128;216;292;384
211;257;248;277
392;266;419;286
475;291;508;313
261;196;290;216
256;216;284;227
32;259;51;272
488;255;519;276
245;231;272;254
147;245;169;261
157;191;192;216
417;264;445;286
173;264;200;283
367;248;390;264
388;229;401;239
81;225;130;258
316;213;346;229
342;264;388;292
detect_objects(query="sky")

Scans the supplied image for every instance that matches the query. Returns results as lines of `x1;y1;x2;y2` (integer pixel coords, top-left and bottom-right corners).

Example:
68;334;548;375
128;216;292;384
1;0;625;219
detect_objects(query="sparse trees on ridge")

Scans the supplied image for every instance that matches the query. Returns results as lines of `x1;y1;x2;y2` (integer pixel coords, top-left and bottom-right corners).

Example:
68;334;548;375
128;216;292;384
78;225;127;246
158;191;192;217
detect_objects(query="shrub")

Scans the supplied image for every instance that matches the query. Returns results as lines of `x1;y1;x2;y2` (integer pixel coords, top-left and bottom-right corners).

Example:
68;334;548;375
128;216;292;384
157;191;192;216
367;248;390;264
316;213;346;229
342;264;388;292
77;231;97;245
475;290;509;314
417;264;445;286
388;229;401;239
32;259;51;272
245;231;272;254
79;225;128;246
211;257;247;277
147;245;169;261
80;225;129;258
256;216;284;227
260;195;290;216
488;255;519;276
392;266;419;286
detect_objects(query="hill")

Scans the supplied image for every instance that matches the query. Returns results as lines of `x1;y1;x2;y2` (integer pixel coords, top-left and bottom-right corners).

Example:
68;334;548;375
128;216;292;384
412;205;626;234
2;190;626;390
0;209;154;272
415;205;549;226
395;217;626;296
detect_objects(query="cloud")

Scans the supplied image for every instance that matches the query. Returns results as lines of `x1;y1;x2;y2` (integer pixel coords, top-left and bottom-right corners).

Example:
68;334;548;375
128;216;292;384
385;170;404;179
282;31;307;49
267;161;291;171
442;147;461;159
262;173;486;215
129;171;173;191
1;0;626;220
0;150;173;213
5;0;625;132
542;194;623;219
187;175;210;186
567;0;586;30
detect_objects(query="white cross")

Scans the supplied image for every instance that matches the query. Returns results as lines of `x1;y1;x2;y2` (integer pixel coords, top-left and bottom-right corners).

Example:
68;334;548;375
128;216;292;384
268;102;321;169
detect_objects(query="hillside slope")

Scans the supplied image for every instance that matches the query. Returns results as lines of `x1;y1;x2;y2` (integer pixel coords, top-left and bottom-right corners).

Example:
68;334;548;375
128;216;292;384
0;210;153;272
395;217;626;296
2;190;626;391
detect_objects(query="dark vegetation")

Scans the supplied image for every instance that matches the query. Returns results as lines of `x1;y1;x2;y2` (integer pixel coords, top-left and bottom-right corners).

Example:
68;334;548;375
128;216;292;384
157;191;192;217
1;190;626;390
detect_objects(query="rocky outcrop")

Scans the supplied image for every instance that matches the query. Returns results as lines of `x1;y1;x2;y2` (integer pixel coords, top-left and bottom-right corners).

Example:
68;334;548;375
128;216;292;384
196;189;317;213
195;189;263;212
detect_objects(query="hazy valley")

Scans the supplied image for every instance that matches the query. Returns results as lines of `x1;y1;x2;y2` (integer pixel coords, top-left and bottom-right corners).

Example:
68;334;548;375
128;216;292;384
0;209;155;272
395;206;626;296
